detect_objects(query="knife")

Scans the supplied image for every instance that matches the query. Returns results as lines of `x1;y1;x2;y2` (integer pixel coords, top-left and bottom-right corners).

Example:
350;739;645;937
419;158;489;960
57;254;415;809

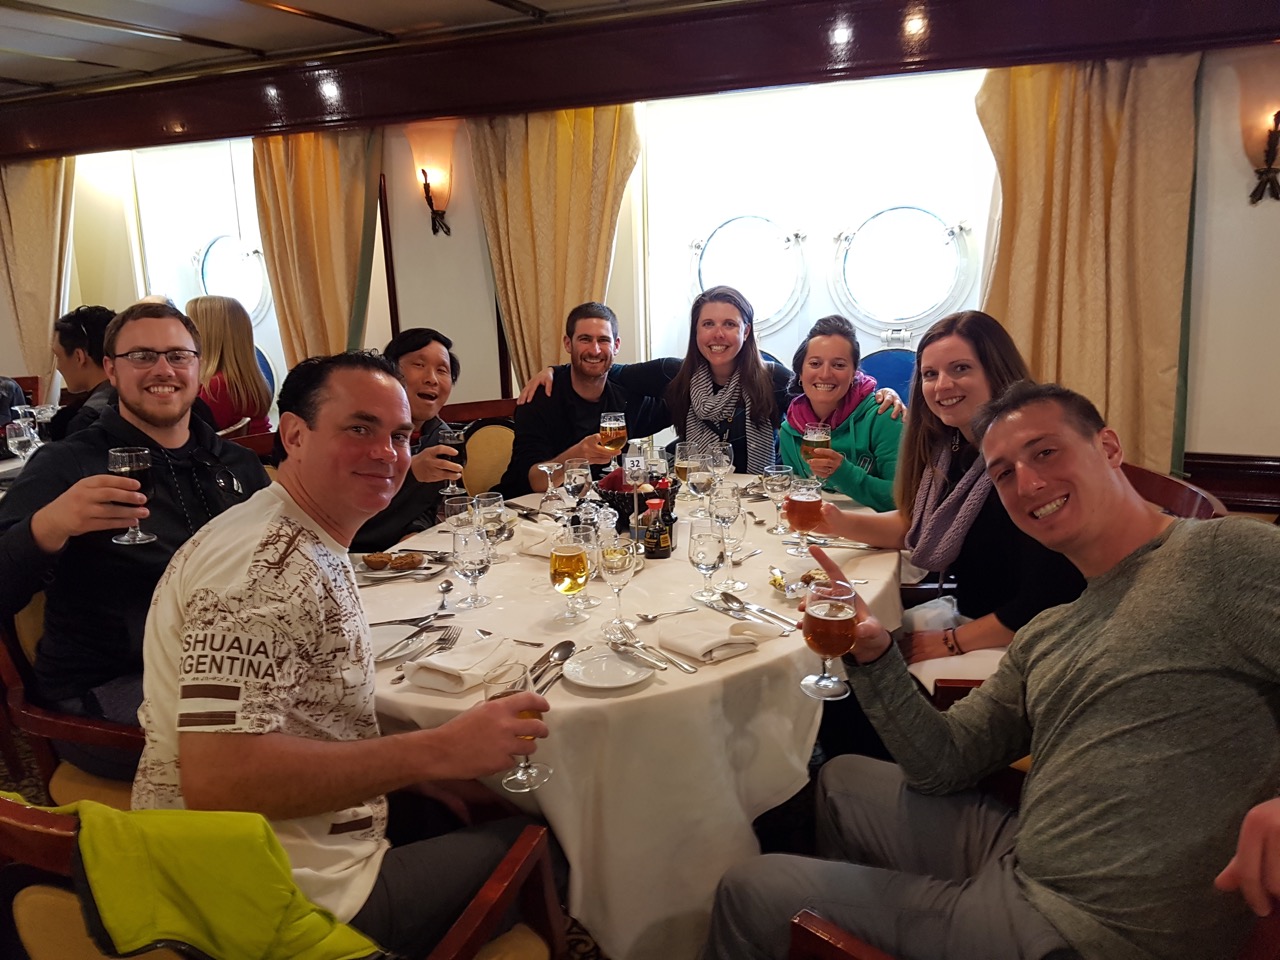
698;599;767;625
535;665;564;695
529;646;558;682
729;598;800;631
782;538;872;550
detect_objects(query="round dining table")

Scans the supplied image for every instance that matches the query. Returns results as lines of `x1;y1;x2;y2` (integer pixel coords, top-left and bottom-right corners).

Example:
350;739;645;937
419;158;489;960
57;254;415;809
363;484;903;960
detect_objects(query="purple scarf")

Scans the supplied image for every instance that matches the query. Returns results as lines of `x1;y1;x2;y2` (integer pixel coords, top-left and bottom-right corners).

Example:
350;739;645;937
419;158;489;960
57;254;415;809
785;371;877;433
903;440;993;571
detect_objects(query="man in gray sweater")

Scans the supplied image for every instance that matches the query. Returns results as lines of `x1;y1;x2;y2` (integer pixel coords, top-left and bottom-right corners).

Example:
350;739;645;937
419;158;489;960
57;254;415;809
702;382;1280;960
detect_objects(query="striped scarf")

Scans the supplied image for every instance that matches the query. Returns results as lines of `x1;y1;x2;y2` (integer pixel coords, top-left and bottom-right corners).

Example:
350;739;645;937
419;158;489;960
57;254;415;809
686;365;775;473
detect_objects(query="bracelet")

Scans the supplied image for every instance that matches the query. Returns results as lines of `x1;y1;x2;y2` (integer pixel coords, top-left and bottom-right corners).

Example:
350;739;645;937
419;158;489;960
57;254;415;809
942;627;963;656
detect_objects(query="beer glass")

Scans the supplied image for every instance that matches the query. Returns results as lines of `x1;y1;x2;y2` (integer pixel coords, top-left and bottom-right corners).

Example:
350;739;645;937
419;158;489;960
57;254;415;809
599;412;627;471
800;581;858;700
483;663;551;793
549;542;590;624
785;477;825;556
763;464;794;535
568;524;602;609
107;447;157;545
674;442;699;500
801;424;832;477
439;427;467;496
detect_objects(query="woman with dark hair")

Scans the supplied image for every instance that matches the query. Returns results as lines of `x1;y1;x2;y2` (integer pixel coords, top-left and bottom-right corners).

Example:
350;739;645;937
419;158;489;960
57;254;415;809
350;327;462;552
49;304;116;440
779;315;903;511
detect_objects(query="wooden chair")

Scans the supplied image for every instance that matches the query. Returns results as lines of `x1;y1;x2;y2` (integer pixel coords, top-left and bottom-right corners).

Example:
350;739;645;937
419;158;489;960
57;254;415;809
215;415;251;438
0;793;564;960
1121;462;1228;519
790;907;1280;960
443;398;517;425
462;417;516;496
10;377;38;406
0;597;142;808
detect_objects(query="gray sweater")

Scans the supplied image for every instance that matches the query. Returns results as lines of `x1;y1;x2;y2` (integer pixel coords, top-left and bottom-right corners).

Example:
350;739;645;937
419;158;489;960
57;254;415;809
851;517;1280;960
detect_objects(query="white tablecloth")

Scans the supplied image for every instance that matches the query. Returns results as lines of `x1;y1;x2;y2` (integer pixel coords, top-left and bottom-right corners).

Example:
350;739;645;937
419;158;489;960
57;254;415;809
364;486;902;960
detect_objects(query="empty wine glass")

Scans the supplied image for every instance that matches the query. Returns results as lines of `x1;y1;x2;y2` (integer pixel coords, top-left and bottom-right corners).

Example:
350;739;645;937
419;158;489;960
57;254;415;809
483;663;551;793
441;494;474;530
474;491;509;564
535;461;563;514
715;512;750;594
763;465;794;535
688;523;726;603
5;422;37;462
568;524;602;609
598;536;637;630
786;477;825;557
800;581;858;700
107;446;157;545
439;426;467;496
549;540;590;624
710;442;734;482
686;455;714;520
451;526;491;608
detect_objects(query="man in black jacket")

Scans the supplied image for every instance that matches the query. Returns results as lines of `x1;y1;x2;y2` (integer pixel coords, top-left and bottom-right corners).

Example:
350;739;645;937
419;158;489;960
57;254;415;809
0;301;268;778
498;302;666;497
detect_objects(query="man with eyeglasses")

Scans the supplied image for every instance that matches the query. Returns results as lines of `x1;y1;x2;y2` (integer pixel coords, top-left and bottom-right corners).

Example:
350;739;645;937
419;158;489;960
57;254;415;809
0;300;269;780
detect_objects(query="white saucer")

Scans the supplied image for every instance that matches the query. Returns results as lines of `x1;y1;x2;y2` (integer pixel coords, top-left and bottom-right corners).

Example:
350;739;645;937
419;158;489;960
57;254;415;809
561;648;654;689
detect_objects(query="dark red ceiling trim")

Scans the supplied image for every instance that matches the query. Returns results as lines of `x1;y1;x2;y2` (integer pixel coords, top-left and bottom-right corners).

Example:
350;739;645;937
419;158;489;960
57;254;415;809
1;0;1278;162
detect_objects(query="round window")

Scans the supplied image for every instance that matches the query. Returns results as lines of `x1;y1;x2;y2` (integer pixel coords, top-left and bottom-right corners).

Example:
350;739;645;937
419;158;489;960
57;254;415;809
196;235;273;327
693;215;809;334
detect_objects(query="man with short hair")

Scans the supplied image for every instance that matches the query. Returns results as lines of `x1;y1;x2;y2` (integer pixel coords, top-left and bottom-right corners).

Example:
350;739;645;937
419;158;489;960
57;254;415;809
0;301;268;778
132;351;550;956
702;381;1280;960
498;302;666;496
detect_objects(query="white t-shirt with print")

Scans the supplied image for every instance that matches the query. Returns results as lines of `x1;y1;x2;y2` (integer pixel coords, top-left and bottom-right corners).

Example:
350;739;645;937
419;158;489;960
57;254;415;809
133;483;387;921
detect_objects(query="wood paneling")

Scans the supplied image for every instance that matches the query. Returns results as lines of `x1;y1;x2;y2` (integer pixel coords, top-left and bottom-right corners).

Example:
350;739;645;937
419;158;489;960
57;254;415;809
1183;452;1280;514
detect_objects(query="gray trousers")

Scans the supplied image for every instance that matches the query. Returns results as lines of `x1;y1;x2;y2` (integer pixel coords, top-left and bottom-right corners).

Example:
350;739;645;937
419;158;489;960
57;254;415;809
702;756;1076;960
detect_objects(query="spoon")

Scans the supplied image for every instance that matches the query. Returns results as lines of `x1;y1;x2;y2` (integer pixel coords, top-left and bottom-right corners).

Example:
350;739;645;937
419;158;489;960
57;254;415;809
635;606;698;624
745;510;767;526
718;592;795;632
436;579;454;611
534;640;577;693
731;548;762;567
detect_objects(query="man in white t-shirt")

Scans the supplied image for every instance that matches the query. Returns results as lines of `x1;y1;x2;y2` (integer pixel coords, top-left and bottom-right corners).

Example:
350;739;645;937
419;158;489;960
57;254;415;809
132;351;551;955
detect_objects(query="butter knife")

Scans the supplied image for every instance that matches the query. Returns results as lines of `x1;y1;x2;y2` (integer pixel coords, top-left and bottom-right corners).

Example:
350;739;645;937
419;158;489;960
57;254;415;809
535;665;564;694
698;599;767;625
736;599;800;631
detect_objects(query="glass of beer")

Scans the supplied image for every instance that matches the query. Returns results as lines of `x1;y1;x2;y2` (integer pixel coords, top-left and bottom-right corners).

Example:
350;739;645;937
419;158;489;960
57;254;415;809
107;447;157;545
763;464;794;535
599;412;627;471
801;424;832;477
439;426;467;495
550;541;590;624
785;477;825;557
483;663;551;793
568;524;602;609
800;581;858;700
674;442;699;500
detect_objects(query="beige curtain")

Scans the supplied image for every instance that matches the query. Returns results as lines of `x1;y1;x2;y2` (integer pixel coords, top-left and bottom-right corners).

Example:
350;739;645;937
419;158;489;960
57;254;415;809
0;157;74;386
468;105;640;381
977;53;1201;471
253;128;384;365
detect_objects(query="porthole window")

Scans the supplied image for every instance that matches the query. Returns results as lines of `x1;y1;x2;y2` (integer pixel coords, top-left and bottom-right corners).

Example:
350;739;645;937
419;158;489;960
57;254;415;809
195;235;273;327
691;215;809;334
830;206;975;345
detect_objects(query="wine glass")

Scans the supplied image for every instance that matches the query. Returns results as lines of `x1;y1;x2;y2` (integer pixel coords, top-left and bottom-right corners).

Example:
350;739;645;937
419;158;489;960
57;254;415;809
715;512;750;594
710;442;734;483
786;477;825;557
599;412;627;472
535;461;563;514
451;526;491;609
474;492;509;564
763;465;794;535
483;663;551;793
673;442;698;501
439;427;467;496
441;494;474;530
801;423;832;479
107;447;157;545
563;457;591;506
549;541;590;624
567;524;602;609
800;581;858;700
686;455;714;519
5;422;37;462
688;523;726;602
598;536;637;630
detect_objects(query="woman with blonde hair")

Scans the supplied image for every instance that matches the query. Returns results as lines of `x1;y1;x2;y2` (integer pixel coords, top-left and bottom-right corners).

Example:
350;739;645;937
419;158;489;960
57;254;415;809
184;296;272;434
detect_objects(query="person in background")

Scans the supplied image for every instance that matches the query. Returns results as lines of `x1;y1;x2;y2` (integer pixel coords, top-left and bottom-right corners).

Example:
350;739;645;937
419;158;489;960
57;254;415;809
779;315;903;511
350;327;463;552
185;296;273;434
48;304;117;440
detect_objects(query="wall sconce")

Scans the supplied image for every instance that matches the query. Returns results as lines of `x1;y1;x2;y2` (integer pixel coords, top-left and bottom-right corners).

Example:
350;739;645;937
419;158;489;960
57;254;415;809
405;119;461;236
1250;111;1280;204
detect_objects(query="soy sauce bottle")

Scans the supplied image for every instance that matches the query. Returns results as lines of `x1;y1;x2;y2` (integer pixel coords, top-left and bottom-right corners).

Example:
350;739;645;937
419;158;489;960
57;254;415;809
640;498;672;559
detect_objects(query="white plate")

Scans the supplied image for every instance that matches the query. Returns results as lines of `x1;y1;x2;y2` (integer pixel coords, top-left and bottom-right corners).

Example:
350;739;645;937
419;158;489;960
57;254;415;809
561;649;654;690
355;559;434;579
369;623;420;658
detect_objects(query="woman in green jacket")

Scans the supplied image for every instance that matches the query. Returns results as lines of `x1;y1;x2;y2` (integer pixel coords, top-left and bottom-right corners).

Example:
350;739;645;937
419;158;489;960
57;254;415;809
778;315;903;511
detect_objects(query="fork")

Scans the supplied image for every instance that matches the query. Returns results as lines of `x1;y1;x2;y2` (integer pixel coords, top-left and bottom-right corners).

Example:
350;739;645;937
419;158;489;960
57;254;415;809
619;623;698;674
392;626;463;682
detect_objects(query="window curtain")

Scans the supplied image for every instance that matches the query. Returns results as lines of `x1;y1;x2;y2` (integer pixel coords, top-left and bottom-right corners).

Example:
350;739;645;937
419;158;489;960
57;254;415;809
252;129;384;366
0;157;74;389
976;53;1202;472
467;105;640;381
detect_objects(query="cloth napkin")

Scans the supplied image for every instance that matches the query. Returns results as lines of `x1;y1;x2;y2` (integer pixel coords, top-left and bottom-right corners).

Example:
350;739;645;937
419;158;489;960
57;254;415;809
512;519;560;558
657;619;786;663
402;635;507;693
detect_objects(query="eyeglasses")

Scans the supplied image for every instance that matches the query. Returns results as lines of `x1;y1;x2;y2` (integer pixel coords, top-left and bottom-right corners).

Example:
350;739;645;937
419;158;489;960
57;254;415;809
109;349;200;368
190;448;244;497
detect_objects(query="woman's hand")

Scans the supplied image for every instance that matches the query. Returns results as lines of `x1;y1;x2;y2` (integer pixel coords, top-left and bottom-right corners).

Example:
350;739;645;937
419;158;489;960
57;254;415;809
806;448;844;480
517;367;557;405
410;444;464;484
898;630;954;664
874;388;906;421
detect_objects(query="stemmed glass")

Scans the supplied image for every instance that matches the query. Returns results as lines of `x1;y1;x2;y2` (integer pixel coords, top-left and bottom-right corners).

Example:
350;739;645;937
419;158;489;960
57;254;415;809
710;442;734;483
563;457;591;506
800;581;858;700
599;412;627;472
535;461;563;515
688;522;726;603
674;442;698;501
800;423;832;479
451;526;492;608
709;481;743;591
549;541;590;624
441;494;474;530
567;524;602;609
439;427;467;496
686;454;714;520
107;447;157;545
5;422;37;462
785;477;825;557
598;536;637;630
715;513;751;594
474;492;509;564
483;663;551;793
763;465;794;535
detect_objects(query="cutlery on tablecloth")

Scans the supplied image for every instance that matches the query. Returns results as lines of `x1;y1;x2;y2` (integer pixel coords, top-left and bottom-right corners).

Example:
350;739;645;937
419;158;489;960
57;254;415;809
368;613;454;628
719;592;800;631
619;623;697;674
392;626;464;682
374;624;449;663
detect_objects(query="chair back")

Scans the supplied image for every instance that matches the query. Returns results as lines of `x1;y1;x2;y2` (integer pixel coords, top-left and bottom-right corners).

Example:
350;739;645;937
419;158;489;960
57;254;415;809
462;418;516;496
1120;463;1228;519
0;794;75;876
215;416;251;438
231;430;276;464
858;350;915;407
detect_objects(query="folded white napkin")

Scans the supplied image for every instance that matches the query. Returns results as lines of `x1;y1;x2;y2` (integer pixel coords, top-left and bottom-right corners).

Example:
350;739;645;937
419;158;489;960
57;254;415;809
907;648;1007;694
402;636;507;693
512;519;560;558
658;619;786;663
